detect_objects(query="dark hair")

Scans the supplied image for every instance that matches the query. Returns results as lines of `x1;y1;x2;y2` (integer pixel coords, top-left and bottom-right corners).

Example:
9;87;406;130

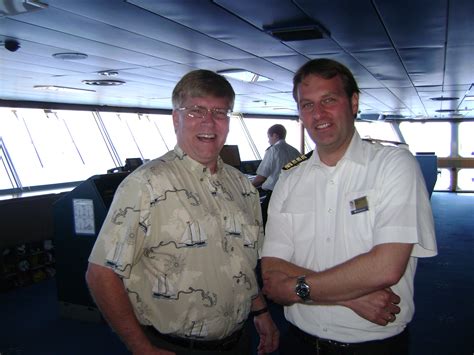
172;69;235;109
292;58;360;102
268;124;287;139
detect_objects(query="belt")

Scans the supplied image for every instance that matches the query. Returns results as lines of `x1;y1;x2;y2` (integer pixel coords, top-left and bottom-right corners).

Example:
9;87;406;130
290;324;352;349
144;326;243;351
289;323;408;353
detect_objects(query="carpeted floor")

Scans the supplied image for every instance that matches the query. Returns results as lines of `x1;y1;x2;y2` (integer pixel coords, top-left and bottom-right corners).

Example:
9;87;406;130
1;192;472;355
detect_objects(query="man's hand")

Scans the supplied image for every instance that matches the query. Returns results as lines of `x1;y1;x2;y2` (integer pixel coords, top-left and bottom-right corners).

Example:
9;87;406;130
262;270;298;306
254;312;279;354
341;288;401;326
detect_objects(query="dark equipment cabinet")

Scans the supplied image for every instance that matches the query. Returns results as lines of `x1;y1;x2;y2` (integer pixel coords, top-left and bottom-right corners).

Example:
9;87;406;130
415;152;438;198
53;172;128;321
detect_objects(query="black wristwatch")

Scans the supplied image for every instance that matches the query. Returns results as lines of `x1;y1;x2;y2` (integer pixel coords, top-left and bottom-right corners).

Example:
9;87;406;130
295;275;311;301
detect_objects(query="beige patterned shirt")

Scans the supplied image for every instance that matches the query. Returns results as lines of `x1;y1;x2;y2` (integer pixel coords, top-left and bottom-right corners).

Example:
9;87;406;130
89;145;263;339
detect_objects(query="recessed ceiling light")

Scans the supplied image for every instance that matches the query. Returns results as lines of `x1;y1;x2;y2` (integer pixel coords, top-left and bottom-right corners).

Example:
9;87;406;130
217;69;271;83
464;96;474;101
97;70;119;77
82;79;125;86
53;52;88;60
34;85;95;93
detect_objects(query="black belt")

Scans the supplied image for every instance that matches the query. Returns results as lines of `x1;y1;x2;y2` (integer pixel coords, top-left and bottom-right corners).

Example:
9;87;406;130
144;326;243;351
289;323;408;353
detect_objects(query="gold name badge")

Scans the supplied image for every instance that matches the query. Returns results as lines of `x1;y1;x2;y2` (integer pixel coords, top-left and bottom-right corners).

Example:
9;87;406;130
350;196;369;215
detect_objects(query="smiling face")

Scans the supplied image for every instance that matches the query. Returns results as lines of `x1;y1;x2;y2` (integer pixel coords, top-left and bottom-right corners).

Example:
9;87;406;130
296;74;359;165
173;95;231;173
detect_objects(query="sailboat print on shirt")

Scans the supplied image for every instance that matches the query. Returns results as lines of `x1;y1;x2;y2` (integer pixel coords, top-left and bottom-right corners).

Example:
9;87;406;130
105;241;129;270
152;274;177;299
225;215;242;236
225;217;258;249
184;320;208;339
180;221;207;247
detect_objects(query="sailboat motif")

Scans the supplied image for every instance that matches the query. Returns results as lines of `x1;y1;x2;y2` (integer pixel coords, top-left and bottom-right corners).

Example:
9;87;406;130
225;215;242;236
184;320;208;339
241;224;257;249
180;221;207;247
152;274;177;299
105;242;125;268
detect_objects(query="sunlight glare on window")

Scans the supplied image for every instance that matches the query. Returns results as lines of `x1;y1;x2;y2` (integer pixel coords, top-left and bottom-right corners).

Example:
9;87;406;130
355;121;400;143
434;168;451;191
458;122;474;158
457;169;474;191
399;122;451;157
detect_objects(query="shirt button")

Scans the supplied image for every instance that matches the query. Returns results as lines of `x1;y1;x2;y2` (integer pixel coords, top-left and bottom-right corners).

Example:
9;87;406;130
323;328;328;332
326;237;331;242
329;180;335;185
328;208;333;213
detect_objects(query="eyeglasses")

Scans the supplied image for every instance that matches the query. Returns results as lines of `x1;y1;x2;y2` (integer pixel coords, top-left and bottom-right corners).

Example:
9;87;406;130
176;105;232;121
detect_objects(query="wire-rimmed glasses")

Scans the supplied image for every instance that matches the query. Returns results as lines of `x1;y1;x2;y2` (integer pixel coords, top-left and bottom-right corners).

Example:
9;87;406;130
176;105;232;121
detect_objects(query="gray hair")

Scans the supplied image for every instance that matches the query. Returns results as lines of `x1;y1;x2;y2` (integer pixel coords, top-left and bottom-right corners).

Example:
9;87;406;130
172;69;235;109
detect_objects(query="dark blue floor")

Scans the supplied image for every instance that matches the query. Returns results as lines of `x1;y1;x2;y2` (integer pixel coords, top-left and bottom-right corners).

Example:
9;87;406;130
1;192;472;355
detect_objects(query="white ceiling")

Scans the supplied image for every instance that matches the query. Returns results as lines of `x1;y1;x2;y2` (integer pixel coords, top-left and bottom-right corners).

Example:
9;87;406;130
1;0;473;119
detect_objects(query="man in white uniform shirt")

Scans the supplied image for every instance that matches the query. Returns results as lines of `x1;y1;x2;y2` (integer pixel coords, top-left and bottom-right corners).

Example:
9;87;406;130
252;124;300;226
261;58;437;354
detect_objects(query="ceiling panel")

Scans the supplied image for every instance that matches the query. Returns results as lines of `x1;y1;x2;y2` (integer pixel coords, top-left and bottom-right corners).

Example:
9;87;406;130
0;0;472;119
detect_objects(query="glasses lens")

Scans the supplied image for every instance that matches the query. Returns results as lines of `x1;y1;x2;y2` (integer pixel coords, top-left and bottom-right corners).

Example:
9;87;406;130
185;106;206;119
212;109;230;120
181;106;230;120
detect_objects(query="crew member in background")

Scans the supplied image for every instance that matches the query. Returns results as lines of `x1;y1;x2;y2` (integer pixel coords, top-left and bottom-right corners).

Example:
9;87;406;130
252;124;300;226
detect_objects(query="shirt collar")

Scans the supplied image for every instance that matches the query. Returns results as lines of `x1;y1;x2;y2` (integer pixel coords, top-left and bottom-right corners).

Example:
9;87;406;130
174;145;224;177
343;130;366;166
310;129;366;167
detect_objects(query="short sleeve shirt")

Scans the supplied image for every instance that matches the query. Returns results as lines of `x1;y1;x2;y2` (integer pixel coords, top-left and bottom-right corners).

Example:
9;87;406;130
89;146;263;340
256;139;301;191
262;131;437;342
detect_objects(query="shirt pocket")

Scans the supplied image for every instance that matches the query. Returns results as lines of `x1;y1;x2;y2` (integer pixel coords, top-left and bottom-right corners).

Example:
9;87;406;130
343;190;376;245
224;212;259;249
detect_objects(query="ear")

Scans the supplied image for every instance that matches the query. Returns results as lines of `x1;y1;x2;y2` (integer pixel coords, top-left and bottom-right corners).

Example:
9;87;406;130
172;110;179;131
351;93;359;117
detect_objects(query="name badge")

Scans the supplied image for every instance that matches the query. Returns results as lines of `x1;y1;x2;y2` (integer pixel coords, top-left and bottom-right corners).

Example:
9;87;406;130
350;196;369;215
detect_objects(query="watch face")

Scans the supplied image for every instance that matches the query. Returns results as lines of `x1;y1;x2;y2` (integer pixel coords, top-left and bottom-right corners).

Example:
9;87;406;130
296;277;310;300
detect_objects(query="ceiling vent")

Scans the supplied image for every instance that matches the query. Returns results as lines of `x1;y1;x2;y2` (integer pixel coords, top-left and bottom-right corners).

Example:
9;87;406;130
263;23;329;42
430;96;459;101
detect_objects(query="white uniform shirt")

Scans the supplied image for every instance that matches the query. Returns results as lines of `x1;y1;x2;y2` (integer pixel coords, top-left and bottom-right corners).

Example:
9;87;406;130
89;146;263;339
256;139;300;191
262;131;437;343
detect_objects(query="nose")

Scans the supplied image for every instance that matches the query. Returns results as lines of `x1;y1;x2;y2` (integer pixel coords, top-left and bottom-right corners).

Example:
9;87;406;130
201;110;216;123
311;103;325;119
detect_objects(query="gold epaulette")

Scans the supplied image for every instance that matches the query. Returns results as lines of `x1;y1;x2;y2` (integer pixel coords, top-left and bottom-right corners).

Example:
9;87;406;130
283;151;313;170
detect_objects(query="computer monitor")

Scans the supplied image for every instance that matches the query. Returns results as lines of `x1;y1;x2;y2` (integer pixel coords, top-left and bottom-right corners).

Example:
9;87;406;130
220;145;241;169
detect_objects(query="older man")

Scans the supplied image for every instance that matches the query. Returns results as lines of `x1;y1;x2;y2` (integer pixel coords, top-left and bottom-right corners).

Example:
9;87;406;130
86;69;278;355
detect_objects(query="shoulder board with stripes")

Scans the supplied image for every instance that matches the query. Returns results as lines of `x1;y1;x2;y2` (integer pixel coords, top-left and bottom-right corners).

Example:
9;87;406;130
282;151;313;170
